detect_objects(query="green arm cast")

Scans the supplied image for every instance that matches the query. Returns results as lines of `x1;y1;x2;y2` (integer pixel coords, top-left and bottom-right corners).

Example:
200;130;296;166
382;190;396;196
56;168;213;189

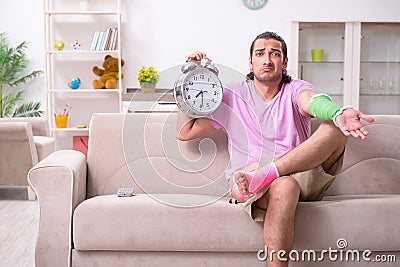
308;94;341;121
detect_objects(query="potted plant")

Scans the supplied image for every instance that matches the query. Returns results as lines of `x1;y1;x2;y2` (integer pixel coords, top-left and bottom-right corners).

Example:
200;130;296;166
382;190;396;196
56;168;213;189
0;33;43;117
137;66;159;93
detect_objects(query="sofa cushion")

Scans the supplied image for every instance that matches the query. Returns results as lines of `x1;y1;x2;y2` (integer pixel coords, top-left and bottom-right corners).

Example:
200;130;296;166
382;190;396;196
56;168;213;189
73;194;400;252
294;194;400;252
73;194;264;252
327;115;400;196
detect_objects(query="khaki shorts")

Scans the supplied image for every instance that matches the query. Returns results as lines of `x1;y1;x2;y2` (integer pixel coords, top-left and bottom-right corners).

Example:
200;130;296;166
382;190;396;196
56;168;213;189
230;153;344;222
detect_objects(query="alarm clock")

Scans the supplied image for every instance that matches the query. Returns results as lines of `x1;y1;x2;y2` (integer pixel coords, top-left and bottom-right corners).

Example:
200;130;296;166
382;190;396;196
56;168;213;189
173;59;223;118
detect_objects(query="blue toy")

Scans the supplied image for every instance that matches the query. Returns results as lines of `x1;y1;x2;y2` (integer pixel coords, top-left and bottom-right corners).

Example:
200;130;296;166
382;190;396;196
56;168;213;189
68;77;81;89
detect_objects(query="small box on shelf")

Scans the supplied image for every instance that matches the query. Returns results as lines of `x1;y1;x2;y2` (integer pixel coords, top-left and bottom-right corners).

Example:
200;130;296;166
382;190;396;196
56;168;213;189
73;135;89;157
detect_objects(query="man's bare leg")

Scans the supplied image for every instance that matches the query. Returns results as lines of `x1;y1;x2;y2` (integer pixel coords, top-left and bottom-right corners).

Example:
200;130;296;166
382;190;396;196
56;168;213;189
234;121;347;266
234;121;347;196
274;121;348;176
254;177;300;267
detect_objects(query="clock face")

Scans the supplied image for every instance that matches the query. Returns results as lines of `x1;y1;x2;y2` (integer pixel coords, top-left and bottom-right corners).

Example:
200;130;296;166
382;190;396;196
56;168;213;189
182;68;223;114
242;0;267;10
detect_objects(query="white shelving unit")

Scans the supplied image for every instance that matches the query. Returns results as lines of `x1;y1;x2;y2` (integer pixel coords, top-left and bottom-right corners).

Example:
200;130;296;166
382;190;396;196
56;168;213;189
44;0;122;149
291;21;400;115
290;22;348;107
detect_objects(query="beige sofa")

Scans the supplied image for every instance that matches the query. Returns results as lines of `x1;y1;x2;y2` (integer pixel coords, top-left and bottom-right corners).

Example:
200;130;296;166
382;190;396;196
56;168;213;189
0;117;54;200
28;113;400;266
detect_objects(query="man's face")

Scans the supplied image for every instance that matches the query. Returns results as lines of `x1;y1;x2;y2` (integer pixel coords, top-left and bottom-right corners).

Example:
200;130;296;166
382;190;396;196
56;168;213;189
249;38;288;84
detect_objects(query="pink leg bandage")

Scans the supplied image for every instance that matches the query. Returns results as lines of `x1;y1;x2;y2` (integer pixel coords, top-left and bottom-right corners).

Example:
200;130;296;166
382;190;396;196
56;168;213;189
244;162;280;194
234;162;279;200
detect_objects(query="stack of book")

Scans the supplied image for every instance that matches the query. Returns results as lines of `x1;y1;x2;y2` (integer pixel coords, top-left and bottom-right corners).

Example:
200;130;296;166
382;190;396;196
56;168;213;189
90;28;118;51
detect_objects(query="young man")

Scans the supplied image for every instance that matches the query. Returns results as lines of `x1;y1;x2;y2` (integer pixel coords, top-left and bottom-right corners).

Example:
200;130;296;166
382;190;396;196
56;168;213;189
176;31;374;267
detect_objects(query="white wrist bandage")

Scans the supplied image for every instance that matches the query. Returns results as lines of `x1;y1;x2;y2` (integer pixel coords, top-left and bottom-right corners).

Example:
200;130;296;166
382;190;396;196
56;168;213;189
333;105;353;127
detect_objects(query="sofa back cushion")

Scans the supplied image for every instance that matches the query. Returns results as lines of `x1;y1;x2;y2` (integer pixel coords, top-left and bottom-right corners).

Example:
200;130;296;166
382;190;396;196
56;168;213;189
87;113;230;198
0;117;50;136
87;113;400;198
326;115;400;195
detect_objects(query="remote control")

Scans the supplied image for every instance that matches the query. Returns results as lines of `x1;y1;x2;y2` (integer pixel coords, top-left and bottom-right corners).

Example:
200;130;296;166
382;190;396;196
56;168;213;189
117;188;134;197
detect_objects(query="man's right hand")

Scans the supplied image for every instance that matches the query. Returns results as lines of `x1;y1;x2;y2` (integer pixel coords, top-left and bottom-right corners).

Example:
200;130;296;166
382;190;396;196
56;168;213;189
186;51;209;62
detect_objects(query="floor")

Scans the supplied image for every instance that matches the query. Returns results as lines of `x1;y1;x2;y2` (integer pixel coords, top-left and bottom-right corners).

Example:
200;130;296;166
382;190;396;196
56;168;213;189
0;188;37;267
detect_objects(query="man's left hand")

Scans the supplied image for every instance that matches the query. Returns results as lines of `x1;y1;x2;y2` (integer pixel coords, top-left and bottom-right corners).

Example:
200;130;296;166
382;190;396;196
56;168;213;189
334;109;374;140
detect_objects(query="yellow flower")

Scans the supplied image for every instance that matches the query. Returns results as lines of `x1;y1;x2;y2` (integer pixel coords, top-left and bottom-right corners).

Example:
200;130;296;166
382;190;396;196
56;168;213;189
137;66;159;84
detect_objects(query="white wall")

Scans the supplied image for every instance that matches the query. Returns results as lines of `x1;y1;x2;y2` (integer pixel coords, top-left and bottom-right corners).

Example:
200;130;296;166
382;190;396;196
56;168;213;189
0;0;44;105
1;0;399;105
123;0;400;88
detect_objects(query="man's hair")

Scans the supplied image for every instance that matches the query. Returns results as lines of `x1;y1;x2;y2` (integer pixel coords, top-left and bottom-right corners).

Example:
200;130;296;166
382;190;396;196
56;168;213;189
246;31;292;84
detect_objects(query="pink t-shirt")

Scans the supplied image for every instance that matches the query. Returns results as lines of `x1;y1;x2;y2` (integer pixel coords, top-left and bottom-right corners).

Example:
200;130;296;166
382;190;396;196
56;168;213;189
208;79;314;179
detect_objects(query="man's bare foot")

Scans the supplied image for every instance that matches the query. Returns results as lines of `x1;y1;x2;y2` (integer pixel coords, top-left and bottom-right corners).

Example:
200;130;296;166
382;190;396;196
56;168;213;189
233;171;249;195
230;172;250;202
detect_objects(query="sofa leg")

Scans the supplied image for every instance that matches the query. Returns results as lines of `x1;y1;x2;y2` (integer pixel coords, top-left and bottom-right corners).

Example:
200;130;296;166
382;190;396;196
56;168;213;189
27;186;36;201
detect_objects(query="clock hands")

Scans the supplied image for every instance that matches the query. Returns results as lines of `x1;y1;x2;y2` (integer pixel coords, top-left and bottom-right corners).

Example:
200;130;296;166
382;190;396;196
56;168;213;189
195;90;203;98
189;88;208;92
195;90;204;108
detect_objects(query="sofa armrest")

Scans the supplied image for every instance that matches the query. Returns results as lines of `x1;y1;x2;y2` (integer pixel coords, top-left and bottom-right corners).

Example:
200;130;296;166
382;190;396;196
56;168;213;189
28;150;87;267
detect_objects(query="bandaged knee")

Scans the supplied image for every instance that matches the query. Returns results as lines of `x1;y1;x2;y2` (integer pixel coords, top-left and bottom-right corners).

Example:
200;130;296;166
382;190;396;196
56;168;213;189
308;94;352;126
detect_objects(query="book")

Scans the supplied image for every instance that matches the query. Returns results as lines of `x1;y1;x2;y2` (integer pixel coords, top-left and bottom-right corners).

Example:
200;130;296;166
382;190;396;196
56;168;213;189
110;28;118;50
90;27;118;51
90;30;100;51
95;31;104;51
101;28;111;51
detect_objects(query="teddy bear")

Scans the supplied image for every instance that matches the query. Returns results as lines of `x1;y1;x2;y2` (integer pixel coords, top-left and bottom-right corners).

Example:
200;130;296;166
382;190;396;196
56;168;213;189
92;55;125;89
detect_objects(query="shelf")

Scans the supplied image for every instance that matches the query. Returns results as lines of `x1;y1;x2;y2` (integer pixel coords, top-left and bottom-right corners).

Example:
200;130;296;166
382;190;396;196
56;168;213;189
50;89;120;93
362;22;400;31
298;61;344;64
45;0;122;149
123;93;174;102
126;88;172;93
299;22;345;31
296;21;400;115
124;88;173;102
360;61;400;64
47;50;119;55
45;11;118;15
51;127;89;132
360;93;400;96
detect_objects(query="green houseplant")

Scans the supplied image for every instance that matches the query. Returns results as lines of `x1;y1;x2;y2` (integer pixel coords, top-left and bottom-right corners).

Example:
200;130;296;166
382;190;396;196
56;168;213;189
0;33;43;117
